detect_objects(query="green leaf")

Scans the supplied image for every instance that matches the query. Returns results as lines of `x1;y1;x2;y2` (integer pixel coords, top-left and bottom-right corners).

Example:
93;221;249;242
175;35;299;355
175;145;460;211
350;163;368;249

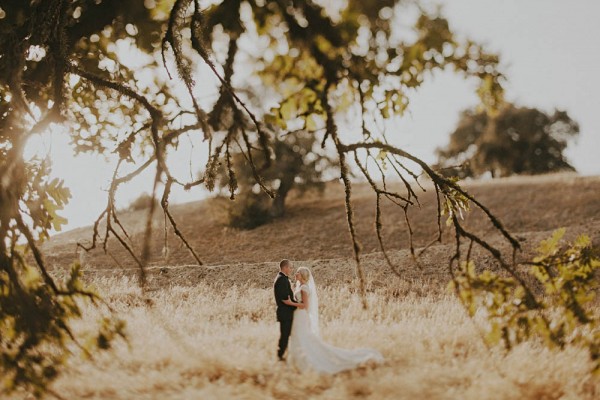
380;105;390;119
537;228;565;257
376;150;388;161
305;114;318;131
280;101;296;121
486;322;502;345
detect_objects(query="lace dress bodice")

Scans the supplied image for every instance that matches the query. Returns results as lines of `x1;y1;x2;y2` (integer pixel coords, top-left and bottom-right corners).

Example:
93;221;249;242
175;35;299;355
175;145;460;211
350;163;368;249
293;284;309;304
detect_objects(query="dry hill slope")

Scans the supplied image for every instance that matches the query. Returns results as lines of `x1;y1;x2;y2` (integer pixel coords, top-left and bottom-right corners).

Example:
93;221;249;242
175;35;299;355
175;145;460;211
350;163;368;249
44;173;600;289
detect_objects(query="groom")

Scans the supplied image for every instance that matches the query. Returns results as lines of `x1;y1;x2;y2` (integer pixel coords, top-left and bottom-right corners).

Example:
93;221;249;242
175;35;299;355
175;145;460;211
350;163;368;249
274;259;296;361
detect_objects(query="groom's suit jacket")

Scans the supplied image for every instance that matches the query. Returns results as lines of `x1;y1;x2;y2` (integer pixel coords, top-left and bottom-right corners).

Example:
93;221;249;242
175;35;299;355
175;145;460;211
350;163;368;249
274;272;295;322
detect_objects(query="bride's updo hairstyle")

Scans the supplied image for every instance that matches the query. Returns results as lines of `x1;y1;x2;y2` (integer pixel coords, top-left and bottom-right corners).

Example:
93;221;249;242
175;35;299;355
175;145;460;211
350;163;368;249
296;267;311;284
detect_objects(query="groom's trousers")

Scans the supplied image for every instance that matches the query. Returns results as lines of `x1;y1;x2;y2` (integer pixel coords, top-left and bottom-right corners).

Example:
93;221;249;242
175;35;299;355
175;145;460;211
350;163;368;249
277;318;293;360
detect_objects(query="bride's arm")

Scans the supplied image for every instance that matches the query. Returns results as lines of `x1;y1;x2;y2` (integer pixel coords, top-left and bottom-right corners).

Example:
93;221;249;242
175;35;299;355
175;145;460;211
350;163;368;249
283;289;308;309
282;296;306;309
299;288;309;310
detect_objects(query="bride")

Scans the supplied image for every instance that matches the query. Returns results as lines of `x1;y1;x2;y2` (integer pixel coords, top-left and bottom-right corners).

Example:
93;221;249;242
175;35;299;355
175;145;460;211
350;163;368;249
283;267;383;374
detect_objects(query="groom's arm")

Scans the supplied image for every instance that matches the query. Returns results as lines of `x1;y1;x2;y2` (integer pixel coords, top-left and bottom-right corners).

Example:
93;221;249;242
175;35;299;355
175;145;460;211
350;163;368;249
282;297;305;308
282;285;306;309
276;278;305;308
274;278;288;304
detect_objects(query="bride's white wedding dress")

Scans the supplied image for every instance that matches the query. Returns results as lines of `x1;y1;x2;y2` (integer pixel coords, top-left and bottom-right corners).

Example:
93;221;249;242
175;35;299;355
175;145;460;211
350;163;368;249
288;279;383;374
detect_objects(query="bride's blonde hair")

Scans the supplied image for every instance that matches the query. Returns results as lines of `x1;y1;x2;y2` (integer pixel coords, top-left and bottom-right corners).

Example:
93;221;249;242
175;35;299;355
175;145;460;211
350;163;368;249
296;267;311;284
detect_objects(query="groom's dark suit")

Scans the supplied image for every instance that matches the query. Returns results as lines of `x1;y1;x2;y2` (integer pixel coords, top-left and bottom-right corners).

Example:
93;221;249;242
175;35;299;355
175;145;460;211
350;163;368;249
274;271;295;360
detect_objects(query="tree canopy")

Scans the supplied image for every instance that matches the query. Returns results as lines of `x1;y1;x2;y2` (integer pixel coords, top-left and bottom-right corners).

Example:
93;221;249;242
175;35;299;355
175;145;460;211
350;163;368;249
436;104;579;178
0;0;544;395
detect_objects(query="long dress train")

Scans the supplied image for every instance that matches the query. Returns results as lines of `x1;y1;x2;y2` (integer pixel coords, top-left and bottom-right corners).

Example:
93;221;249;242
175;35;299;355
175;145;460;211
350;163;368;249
288;284;383;374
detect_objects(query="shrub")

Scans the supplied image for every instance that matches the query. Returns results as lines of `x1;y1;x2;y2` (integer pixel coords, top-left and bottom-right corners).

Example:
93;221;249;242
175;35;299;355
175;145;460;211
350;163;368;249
451;229;600;371
226;192;272;230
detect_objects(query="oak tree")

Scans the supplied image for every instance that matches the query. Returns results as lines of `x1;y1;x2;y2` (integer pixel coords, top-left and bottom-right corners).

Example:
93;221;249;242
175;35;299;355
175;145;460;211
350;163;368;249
216;129;333;224
436;104;579;178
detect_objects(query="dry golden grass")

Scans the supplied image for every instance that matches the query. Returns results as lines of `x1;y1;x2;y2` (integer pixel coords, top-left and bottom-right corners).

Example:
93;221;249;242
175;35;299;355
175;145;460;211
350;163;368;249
10;276;598;400
21;173;599;399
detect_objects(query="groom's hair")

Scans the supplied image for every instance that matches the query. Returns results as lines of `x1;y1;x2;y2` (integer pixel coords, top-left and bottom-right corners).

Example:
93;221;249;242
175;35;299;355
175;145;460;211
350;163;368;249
279;259;290;270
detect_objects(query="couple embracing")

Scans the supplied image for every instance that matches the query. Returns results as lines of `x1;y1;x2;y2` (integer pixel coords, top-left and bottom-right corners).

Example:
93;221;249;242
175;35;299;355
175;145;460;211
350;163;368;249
274;259;383;374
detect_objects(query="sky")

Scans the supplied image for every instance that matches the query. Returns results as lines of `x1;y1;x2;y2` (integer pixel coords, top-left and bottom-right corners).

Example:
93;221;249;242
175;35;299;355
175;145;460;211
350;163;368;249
24;0;600;231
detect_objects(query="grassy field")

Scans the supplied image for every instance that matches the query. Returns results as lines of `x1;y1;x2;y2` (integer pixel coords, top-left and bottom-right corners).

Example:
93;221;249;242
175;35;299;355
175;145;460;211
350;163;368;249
22;173;600;399
14;278;597;400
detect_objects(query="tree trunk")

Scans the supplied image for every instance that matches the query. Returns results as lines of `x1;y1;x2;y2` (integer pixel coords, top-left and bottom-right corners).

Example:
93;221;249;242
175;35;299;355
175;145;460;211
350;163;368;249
271;191;287;218
271;179;293;218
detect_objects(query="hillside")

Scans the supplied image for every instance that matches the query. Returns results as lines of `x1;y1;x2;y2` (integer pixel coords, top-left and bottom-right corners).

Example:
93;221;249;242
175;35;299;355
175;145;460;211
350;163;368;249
43;173;600;289
25;173;599;400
